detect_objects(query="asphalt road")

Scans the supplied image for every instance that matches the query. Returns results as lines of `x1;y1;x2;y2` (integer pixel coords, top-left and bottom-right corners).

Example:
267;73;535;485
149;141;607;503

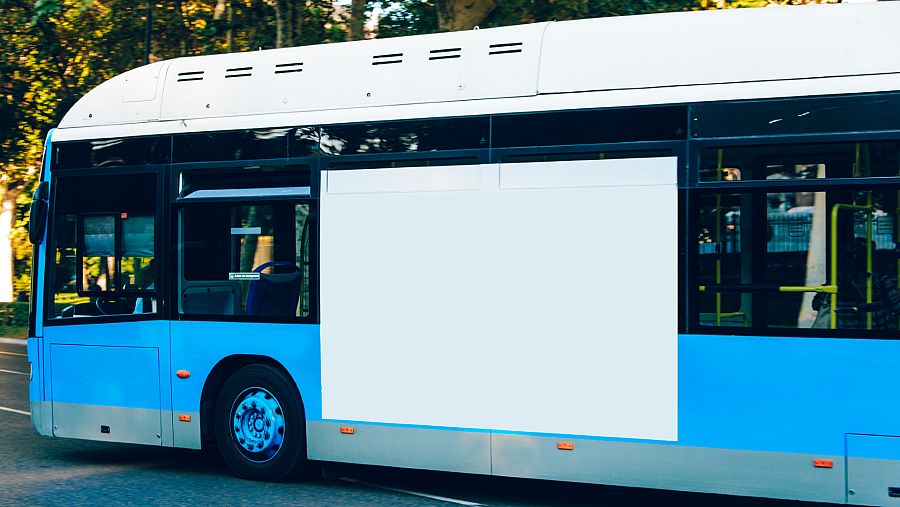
0;340;836;506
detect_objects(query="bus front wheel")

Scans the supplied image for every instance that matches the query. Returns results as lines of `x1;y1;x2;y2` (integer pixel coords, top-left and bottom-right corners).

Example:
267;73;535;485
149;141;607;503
214;364;307;481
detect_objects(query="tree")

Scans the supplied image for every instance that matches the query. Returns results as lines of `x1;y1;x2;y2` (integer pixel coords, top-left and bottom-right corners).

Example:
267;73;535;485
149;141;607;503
2;0;833;303
375;0;701;37
435;0;497;31
375;1;438;38
347;0;367;40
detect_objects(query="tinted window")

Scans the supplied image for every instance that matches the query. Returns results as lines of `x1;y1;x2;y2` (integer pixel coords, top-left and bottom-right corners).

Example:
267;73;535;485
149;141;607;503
55;137;171;170
289;127;320;158
693;185;900;335
174;128;289;163
692;93;900;139
492;106;687;149
179;202;315;321
700;141;900;182
179;165;311;198
48;173;158;320
320;118;489;155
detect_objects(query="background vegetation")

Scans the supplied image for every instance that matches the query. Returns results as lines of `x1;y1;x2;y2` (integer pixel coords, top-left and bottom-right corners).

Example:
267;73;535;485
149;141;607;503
0;0;839;318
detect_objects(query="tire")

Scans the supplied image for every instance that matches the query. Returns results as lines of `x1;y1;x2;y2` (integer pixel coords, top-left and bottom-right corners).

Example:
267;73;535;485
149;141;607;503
215;364;307;482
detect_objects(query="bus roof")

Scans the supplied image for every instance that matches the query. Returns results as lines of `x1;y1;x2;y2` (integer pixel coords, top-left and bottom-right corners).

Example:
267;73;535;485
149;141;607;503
58;3;900;132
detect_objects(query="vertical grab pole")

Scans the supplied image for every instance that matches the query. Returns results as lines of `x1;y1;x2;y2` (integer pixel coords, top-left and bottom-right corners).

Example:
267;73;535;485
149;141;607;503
830;205;839;330
831;203;875;331
866;201;874;330
715;149;724;326
860;144;874;330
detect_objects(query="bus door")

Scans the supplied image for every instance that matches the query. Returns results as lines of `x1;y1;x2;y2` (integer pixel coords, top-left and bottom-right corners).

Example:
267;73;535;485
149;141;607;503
42;170;170;446
169;176;316;450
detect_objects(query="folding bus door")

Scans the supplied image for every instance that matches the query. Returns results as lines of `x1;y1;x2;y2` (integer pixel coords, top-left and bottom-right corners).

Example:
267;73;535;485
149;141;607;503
42;170;170;446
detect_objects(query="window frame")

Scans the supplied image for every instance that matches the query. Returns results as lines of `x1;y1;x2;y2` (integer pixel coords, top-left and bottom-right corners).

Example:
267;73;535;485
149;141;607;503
172;196;319;325
53;135;171;171
43;166;165;326
688;132;900;189
685;136;900;339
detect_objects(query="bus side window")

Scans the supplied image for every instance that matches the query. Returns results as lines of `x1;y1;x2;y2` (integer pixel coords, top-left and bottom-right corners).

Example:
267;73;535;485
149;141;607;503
179;202;313;321
47;173;158;320
693;141;900;335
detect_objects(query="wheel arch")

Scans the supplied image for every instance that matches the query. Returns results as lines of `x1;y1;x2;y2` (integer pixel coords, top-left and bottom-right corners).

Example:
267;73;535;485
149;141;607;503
199;354;304;449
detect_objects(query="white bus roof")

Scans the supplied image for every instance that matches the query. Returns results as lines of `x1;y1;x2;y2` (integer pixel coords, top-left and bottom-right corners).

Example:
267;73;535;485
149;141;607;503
57;3;900;137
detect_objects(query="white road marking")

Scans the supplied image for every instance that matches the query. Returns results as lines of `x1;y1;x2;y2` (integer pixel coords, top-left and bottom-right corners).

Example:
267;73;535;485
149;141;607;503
0;338;26;346
0;405;29;416
341;478;485;506
0;350;27;357
0;368;28;376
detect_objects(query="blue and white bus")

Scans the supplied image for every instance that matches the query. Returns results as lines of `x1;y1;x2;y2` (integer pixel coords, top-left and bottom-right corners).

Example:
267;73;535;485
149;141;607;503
25;3;900;503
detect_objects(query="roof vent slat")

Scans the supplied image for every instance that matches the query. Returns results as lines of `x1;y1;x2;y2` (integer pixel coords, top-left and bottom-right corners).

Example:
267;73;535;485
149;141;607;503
225;66;253;78
372;53;403;65
429;48;462;61
177;70;204;82
489;42;523;55
275;62;304;74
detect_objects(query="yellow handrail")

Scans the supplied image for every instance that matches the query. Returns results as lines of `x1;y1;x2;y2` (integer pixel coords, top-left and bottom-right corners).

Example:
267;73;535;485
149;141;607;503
830;203;874;330
778;285;837;294
699;285;836;293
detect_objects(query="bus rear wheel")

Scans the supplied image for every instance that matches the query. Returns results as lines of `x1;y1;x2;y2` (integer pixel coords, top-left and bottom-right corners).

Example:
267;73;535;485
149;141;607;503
215;364;306;481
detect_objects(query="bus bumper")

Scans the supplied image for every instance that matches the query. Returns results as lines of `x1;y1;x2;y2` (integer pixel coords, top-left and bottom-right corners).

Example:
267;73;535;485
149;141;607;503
27;337;50;437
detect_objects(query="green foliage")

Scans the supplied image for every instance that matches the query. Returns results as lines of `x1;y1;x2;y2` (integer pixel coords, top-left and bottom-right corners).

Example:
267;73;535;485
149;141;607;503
476;0;699;27
0;0;794;301
0;302;30;327
376;1;438;38
372;0;700;35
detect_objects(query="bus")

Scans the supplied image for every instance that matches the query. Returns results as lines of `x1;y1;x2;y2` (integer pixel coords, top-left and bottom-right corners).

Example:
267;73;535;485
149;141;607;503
25;3;900;504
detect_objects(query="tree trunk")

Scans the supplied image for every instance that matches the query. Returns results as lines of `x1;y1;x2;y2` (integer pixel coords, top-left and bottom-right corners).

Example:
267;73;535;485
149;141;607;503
293;1;306;46
0;184;22;302
227;4;234;53
213;0;233;51
435;0;497;32
214;0;226;19
348;0;366;41
174;0;193;55
275;0;293;48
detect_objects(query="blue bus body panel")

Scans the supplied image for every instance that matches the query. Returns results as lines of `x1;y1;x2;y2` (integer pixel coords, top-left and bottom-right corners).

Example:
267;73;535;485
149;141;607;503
35;321;900;459
40;321;170;445
49;344;160;408
679;334;900;456
170;321;322;419
308;333;900;459
847;433;900;461
42;321;171;408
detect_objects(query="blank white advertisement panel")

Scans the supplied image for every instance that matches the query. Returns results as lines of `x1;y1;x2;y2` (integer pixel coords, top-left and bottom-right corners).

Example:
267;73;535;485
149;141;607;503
320;158;678;441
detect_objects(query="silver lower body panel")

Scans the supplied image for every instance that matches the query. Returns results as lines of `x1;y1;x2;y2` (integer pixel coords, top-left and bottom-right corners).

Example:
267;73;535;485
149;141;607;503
308;420;844;503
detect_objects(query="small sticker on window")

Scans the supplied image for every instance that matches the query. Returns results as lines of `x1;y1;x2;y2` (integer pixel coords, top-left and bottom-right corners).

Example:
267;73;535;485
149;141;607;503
229;272;261;280
231;227;262;235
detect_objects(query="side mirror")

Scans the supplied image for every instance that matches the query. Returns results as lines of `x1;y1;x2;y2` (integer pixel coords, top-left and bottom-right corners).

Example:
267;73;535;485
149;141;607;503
28;181;49;246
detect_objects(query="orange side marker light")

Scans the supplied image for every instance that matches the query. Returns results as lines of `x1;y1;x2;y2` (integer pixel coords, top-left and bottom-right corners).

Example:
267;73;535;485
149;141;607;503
557;442;574;451
176;370;191;379
813;459;833;468
178;414;191;422
340;426;355;435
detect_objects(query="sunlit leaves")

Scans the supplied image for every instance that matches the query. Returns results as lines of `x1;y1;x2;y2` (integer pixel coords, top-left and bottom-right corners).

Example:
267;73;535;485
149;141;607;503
31;0;62;23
